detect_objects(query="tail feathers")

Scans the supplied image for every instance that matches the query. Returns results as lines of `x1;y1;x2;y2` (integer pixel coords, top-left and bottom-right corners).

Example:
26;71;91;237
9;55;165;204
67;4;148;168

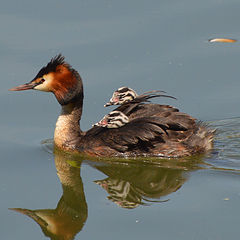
187;123;215;153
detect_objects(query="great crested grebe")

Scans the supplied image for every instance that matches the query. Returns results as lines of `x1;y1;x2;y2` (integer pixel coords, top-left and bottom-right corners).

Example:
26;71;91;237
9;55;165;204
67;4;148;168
93;111;129;128
104;87;176;107
9;54;214;158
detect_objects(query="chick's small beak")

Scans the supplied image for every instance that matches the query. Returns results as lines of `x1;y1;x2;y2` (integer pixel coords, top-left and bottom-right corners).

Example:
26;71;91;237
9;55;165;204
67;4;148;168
9;81;38;91
104;102;112;107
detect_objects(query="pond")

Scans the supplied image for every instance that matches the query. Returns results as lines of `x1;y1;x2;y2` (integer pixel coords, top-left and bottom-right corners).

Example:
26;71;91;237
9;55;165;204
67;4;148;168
1;1;240;239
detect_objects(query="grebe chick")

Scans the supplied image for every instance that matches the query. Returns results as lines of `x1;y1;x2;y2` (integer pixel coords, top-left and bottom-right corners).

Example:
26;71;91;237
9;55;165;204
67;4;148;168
104;87;176;107
104;87;137;106
9;54;214;158
93;111;129;128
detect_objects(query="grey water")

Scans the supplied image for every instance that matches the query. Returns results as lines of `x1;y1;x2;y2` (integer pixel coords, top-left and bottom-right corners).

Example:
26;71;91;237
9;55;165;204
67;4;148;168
1;0;240;239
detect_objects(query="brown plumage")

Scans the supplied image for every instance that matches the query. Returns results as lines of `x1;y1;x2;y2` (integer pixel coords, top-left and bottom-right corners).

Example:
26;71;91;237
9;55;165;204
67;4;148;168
9;54;214;158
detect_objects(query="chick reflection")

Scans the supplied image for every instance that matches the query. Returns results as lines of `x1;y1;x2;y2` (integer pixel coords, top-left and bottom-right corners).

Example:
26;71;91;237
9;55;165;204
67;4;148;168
93;163;188;209
10;151;87;240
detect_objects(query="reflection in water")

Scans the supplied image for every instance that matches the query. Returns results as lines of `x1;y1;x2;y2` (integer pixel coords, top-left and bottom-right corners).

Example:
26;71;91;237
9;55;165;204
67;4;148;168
9;147;203;239
10;151;88;240
93;163;188;209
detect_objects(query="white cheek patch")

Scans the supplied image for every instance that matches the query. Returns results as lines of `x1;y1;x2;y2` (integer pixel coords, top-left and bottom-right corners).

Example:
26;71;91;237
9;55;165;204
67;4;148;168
34;74;53;92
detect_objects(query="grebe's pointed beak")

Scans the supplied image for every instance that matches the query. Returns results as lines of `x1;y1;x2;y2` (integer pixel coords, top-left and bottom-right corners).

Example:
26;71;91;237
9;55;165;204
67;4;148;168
9;81;38;91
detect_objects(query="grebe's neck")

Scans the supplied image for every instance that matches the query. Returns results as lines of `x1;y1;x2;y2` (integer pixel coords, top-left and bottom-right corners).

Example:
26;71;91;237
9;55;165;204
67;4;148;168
54;92;84;150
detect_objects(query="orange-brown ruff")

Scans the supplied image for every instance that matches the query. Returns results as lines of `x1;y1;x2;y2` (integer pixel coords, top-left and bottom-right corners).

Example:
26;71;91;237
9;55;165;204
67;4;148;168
9;55;214;158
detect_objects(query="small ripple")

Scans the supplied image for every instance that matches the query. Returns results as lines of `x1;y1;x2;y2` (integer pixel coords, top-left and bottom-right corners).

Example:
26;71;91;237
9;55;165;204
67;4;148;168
206;117;240;171
41;138;54;154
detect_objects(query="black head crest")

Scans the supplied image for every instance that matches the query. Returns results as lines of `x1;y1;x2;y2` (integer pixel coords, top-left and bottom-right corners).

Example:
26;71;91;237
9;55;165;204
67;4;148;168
34;54;67;79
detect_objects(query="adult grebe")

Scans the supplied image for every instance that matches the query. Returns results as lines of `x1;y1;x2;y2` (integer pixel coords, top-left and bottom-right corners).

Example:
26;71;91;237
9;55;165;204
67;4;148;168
9;54;214;157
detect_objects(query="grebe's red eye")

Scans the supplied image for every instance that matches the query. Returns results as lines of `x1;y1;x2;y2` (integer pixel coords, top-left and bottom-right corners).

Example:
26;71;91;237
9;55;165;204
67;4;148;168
40;78;45;84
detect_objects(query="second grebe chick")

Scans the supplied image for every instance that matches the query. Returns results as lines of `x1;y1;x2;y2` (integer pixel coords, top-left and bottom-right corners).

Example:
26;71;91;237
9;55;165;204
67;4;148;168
93;111;129;128
9;54;214;158
104;87;176;107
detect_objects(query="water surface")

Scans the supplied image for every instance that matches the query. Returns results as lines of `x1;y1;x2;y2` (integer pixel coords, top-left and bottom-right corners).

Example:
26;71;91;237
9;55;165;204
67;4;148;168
1;0;240;239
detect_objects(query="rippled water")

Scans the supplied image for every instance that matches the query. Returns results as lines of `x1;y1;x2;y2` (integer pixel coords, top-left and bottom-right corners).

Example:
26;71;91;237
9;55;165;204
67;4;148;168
208;118;240;170
2;0;240;239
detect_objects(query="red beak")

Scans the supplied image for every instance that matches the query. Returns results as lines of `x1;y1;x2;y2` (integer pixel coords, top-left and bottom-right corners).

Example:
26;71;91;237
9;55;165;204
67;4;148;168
9;81;38;91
